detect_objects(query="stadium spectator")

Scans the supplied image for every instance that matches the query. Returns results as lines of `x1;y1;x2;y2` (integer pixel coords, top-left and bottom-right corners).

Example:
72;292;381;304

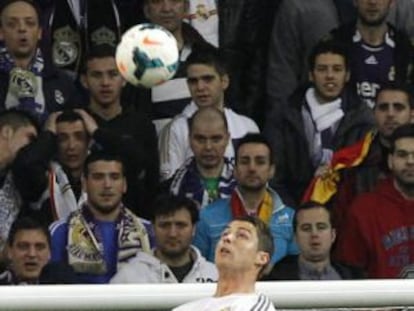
265;40;374;206
0;217;50;284
159;47;258;181
50;151;154;284
167;107;236;208
80;44;159;219
111;194;217;283
13;110;90;225
122;0;212;134
332;83;414;233
0;0;79;123
193;133;298;264
326;0;414;109
266;0;341;124
0;110;38;256
185;0;276;124
0;216;78;284
173;216;276;311
336;124;414;278
264;202;362;280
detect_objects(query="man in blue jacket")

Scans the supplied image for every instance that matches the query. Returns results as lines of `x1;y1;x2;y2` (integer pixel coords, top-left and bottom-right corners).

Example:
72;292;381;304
193;133;298;264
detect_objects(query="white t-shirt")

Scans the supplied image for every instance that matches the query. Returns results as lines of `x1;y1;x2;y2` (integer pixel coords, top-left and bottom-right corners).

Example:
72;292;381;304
172;293;276;311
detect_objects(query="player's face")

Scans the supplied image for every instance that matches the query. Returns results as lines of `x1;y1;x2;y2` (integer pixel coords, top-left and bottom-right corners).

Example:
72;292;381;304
83;160;126;217
215;220;268;272
309;52;349;103
8;229;50;282
354;0;393;26
56;120;89;175
187;64;229;109
295;207;336;263
153;208;195;259
0;1;41;59
82;57;125;108
234;143;275;192
374;90;411;138
144;0;187;34
388;137;414;188
190;117;229;170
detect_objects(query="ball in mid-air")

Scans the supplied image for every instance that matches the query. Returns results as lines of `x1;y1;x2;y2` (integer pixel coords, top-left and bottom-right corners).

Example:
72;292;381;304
116;23;179;88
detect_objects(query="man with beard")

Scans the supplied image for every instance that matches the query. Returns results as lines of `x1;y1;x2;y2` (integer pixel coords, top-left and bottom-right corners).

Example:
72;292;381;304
50;152;154;284
167;106;237;209
264;201;362;280
327;0;414;109
110;194;217;283
80;45;159;219
193;133;298;265
336;124;414;278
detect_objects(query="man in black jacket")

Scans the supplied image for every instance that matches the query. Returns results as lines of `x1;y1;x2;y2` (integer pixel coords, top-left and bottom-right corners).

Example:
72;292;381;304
264;201;362;280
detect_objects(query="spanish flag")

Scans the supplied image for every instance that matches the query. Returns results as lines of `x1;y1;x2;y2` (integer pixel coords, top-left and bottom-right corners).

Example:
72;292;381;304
302;130;376;203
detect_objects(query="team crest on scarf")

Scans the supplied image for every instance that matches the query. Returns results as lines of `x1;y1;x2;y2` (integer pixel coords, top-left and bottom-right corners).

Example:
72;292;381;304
52;25;80;67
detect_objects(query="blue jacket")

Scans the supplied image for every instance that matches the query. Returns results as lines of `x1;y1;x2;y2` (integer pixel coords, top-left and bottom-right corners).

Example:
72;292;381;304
193;188;299;264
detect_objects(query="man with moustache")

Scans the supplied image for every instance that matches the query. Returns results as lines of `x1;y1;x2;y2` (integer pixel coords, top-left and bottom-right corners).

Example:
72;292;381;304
193;133;298;264
50;152;154;284
336;124;414;278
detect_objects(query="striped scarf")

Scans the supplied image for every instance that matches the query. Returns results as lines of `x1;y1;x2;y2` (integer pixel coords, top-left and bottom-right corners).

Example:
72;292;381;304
67;204;151;275
170;157;236;208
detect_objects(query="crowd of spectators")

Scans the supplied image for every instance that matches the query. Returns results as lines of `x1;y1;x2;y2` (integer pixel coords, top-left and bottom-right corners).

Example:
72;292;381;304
0;0;413;289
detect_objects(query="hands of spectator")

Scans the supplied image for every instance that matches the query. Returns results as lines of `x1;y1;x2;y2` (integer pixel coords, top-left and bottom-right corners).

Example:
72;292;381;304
314;163;331;179
44;111;62;134
74;109;98;136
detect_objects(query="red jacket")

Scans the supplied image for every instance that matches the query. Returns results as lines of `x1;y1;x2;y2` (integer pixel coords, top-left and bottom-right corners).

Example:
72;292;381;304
336;177;414;278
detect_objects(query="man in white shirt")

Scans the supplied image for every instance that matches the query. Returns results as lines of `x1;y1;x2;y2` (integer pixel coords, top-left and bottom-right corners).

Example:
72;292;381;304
159;47;259;180
110;194;217;283
173;216;276;311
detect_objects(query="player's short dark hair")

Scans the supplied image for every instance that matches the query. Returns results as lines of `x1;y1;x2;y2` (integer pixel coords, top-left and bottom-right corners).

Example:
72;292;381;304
81;44;117;74
375;82;414;109
185;46;228;76
83;151;125;177
0;108;39;133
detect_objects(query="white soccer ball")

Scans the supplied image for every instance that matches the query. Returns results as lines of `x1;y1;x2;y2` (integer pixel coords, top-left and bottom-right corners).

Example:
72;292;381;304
115;23;179;88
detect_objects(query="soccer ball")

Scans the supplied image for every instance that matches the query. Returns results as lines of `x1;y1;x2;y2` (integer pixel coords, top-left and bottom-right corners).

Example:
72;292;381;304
115;23;179;88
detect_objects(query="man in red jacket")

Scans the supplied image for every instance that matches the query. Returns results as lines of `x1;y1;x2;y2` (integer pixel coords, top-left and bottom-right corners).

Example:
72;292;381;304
337;123;414;278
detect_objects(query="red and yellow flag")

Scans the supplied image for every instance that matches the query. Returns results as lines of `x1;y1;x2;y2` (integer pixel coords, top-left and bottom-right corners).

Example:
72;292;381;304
302;130;375;203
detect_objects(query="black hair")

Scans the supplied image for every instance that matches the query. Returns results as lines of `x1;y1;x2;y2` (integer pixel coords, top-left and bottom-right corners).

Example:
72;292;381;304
0;108;39;133
293;201;335;232
81;44;117;74
7;217;51;248
235;133;275;165
185;45;228;76
308;40;349;71
375;82;414;109
150;193;199;224
389;124;414;154
56;109;83;124
83;151;125;177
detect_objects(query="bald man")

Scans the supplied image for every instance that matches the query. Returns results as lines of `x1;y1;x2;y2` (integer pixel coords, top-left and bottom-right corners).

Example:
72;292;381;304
168;107;237;208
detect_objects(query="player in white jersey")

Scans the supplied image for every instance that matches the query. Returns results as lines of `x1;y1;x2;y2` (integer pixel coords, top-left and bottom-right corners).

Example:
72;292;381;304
173;216;276;311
